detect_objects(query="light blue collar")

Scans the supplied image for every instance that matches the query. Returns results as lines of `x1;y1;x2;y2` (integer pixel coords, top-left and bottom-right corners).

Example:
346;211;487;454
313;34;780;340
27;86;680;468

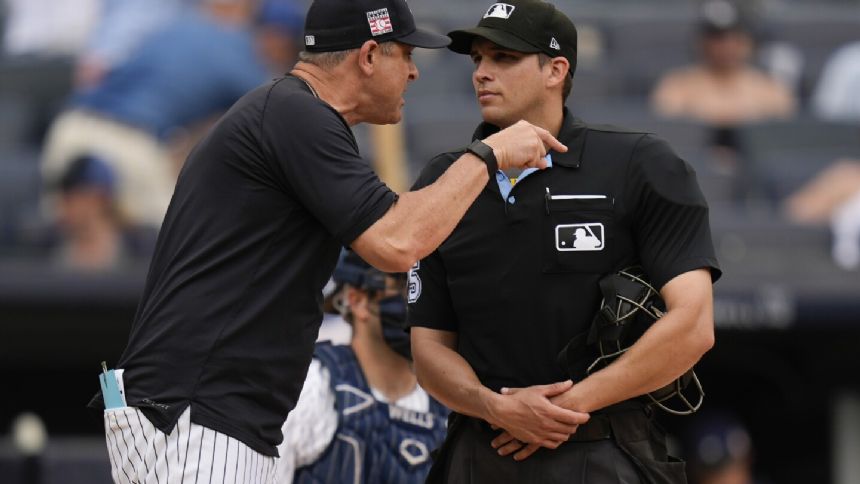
495;154;553;201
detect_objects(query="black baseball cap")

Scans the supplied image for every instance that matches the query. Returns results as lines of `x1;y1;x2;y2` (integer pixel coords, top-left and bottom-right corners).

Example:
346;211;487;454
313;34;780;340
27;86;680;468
303;0;450;52
448;0;578;76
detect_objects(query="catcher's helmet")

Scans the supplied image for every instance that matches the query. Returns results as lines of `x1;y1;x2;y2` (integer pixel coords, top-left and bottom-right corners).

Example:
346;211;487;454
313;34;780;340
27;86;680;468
558;267;704;415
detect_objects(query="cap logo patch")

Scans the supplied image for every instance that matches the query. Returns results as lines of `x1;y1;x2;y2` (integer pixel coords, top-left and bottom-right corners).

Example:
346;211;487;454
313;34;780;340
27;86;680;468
367;8;394;36
305;35;316;46
550;37;561;50
484;3;515;19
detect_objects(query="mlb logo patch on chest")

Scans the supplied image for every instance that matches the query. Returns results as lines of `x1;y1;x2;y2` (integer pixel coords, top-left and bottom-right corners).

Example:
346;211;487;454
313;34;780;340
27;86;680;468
367;8;394;36
556;223;605;251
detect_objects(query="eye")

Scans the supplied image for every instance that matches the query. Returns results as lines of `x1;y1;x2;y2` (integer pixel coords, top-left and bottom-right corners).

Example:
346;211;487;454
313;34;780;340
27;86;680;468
470;54;481;65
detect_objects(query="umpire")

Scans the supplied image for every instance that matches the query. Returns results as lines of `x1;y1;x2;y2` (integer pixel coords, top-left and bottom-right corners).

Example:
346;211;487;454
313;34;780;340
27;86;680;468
93;0;568;481
408;1;722;483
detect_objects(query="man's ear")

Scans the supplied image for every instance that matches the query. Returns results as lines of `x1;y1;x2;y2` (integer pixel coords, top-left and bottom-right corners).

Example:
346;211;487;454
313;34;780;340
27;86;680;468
346;286;369;320
546;56;570;89
357;40;380;76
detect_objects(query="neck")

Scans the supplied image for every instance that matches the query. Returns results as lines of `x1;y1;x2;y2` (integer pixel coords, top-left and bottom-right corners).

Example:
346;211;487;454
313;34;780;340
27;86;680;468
351;329;417;403
541;105;565;138
291;62;362;126
499;101;564;138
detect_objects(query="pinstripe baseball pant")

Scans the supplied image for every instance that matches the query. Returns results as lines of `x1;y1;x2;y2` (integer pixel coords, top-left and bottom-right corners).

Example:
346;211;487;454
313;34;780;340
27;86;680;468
103;406;279;484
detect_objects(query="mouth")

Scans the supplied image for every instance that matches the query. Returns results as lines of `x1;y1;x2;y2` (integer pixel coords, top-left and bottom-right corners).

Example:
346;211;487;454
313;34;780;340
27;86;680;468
477;90;499;103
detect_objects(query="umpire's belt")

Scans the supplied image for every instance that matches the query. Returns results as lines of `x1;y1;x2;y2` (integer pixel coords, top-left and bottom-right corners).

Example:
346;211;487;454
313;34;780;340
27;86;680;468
567;413;613;442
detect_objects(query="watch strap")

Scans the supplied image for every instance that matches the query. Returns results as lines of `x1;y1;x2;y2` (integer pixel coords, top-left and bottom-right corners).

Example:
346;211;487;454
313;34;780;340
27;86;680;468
466;140;498;179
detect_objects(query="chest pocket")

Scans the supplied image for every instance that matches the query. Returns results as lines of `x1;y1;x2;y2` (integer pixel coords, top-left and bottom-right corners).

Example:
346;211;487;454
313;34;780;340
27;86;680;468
542;194;615;273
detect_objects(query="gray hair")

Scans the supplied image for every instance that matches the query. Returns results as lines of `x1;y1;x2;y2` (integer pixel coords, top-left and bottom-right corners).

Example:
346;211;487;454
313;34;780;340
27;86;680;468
298;42;398;70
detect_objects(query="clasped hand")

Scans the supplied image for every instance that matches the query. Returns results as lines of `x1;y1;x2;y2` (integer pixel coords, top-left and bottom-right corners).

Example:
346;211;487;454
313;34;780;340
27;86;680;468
485;380;588;461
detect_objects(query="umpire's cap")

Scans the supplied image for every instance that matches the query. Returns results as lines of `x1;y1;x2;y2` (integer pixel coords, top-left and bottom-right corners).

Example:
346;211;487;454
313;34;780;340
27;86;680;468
303;0;450;52
448;0;578;77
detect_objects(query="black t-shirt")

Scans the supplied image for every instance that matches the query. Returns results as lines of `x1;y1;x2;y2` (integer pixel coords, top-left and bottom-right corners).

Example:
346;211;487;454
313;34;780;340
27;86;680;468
111;76;397;456
407;109;721;392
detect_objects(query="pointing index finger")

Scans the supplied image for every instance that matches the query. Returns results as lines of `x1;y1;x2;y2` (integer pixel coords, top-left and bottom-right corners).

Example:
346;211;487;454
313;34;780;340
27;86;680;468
535;126;568;153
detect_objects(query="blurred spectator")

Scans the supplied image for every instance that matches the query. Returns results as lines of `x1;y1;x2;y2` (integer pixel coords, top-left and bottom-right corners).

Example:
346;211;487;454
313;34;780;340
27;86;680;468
254;0;304;75
787;40;860;267
812;41;860;122
51;154;156;271
39;0;303;228
74;0;198;89
680;410;762;484
651;0;796;128
784;158;860;270
2;0;99;57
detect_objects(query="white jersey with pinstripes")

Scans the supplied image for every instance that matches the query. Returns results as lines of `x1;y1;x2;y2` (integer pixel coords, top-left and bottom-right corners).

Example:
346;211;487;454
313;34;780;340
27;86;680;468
104;406;279;483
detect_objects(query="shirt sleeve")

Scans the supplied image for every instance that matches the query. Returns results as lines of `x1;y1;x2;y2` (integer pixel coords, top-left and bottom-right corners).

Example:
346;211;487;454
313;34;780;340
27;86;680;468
261;89;398;246
405;158;460;332
626;135;722;290
276;359;338;482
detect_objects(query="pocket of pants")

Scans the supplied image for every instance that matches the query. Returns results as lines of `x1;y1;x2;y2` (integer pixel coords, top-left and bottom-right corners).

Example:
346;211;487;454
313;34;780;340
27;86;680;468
629;455;687;484
103;407;133;430
542;195;615;273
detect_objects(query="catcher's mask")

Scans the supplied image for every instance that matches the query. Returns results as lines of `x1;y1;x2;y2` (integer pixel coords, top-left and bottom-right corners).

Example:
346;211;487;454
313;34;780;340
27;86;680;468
557;267;704;415
330;250;412;359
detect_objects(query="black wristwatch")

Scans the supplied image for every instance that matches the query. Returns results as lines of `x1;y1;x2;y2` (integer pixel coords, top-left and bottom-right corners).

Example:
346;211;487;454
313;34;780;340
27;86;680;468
466;140;498;179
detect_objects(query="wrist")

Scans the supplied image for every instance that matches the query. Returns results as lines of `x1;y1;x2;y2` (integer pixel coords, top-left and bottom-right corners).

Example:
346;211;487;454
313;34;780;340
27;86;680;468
466;139;498;179
476;386;502;422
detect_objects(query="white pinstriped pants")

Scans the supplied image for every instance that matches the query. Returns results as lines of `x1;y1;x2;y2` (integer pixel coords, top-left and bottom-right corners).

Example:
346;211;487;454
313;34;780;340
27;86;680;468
103;406;279;484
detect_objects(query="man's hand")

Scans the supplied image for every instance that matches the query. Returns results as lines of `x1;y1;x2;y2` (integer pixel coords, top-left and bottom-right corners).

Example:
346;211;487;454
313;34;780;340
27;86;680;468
485;380;589;461
483;120;568;171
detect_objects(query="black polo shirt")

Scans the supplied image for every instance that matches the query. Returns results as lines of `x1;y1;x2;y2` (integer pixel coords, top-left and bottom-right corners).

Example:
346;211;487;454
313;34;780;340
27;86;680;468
407;108;721;392
108;76;397;456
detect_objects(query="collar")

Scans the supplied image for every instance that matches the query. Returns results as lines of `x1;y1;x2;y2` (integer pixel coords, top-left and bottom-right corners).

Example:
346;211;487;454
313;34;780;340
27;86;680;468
470;107;588;169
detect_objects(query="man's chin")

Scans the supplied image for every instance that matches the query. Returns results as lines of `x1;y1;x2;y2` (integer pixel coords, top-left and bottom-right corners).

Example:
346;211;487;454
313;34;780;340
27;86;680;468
369;110;402;125
479;107;509;128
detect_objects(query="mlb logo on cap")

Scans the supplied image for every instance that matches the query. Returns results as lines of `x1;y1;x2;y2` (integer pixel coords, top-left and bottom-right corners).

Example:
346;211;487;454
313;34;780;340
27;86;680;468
484;3;515;19
367;8;394;36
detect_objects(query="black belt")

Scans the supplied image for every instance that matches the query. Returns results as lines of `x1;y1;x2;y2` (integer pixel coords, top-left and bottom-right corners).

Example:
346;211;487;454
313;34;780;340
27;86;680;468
567;413;613;442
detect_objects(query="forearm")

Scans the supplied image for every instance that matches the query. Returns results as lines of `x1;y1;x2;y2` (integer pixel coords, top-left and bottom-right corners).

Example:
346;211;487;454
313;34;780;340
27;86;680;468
353;153;488;271
557;306;713;413
413;335;499;422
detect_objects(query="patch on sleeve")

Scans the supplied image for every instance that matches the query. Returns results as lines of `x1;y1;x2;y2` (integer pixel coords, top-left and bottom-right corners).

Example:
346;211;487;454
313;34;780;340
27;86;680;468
407;261;422;303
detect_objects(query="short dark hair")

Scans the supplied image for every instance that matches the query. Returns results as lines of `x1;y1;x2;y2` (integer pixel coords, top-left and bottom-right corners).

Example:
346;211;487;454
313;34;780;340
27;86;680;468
538;54;572;102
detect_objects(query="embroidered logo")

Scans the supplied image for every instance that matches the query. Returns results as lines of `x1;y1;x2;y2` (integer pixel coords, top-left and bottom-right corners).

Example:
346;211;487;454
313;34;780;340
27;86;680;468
550;37;561;50
367;8;394;36
556;223;605;251
407;261;422;303
305;35;316;46
484;3;515;19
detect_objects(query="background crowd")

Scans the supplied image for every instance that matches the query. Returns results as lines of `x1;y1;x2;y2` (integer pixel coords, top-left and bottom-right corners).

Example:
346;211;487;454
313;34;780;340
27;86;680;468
0;0;858;483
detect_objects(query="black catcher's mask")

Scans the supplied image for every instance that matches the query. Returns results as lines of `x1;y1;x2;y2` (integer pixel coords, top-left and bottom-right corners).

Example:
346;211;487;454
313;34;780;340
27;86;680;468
557;267;704;415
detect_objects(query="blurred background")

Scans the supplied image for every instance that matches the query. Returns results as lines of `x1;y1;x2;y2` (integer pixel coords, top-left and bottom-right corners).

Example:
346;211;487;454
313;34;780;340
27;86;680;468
1;0;858;482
